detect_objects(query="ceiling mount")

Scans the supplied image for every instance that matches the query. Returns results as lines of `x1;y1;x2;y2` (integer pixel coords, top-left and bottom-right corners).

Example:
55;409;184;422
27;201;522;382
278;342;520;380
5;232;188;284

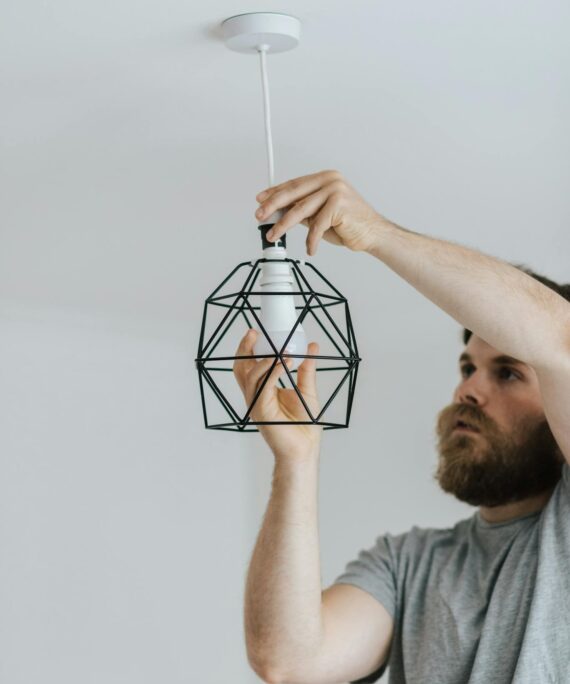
221;12;301;54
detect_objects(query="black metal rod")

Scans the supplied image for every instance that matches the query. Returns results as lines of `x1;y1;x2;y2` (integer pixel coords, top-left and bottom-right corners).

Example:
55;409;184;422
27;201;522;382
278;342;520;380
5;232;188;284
201;367;242;423
241;354;281;424
204;296;249;360
201;288;251;359
201;368;242;423
207;298;342;311
201;370;240;425
278;306;319;423
203;366;351;372
346;363;359;425
290;261;353;354
197;364;209;428
207;425;344;431
200;353;355;362
199;366;286;390
208;290;344;302
205;290;255;361
207;261;252;300
290;266;347;361
209;420;345;428
344;365;356;425
203;427;252;432
201;266;260;357
197;300;209;360
240;309;254;330
241;296;282;357
316;362;355;422
279;293;315;355
305;261;346;299
345;302;360;358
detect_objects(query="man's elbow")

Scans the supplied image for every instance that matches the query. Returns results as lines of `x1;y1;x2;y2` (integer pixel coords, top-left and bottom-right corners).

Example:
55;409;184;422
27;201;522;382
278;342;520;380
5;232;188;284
248;653;312;684
248;655;285;684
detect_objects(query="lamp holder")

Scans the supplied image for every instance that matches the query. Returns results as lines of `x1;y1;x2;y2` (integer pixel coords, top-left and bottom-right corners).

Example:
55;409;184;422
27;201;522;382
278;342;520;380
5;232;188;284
221;13;301;54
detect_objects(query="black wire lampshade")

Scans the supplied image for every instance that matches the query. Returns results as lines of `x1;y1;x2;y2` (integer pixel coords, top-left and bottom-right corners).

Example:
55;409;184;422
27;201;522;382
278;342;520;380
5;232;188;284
195;235;361;432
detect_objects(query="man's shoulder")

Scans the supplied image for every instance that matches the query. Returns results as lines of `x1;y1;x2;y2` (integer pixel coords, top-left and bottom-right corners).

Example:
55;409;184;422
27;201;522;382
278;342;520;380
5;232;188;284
385;514;474;559
541;462;570;522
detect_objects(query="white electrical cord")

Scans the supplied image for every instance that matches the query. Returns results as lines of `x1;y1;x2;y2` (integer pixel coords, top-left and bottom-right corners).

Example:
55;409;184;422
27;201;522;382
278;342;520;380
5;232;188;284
257;44;275;187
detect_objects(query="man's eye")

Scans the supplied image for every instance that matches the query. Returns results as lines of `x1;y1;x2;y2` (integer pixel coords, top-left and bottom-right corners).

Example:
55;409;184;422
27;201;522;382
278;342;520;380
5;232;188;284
459;365;519;381
498;367;518;381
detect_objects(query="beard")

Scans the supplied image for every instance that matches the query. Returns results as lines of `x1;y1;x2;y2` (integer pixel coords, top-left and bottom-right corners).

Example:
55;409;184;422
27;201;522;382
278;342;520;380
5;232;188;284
435;403;564;507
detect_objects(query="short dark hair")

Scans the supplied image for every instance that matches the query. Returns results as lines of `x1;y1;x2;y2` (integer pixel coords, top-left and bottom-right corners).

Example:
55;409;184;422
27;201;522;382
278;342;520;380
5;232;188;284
462;264;570;345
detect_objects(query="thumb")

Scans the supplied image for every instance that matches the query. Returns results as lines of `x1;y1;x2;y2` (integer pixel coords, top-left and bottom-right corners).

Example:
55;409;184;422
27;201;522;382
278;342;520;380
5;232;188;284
322;227;343;246
296;342;319;396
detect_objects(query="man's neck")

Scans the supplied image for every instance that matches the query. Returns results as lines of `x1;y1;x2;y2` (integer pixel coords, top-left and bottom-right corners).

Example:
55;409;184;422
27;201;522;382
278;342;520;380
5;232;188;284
479;488;554;524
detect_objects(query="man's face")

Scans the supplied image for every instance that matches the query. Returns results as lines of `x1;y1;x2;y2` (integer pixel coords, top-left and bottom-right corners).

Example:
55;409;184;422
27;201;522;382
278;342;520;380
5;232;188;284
435;335;564;507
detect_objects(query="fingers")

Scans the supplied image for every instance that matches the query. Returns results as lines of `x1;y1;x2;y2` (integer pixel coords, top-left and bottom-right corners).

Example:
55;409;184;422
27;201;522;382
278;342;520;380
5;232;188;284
296;342;319;397
256;170;343;235
234;328;290;409
245;356;292;404
266;180;342;249
256;170;338;206
267;187;331;244
233;329;257;390
306;197;337;256
321;227;344;247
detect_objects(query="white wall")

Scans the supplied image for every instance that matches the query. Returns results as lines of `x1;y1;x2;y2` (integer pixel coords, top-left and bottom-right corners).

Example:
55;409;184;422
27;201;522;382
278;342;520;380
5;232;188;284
0;306;254;682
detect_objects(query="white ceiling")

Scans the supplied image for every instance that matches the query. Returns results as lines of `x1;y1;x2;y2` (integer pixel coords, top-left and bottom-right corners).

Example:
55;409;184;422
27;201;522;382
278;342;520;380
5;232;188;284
2;0;570;328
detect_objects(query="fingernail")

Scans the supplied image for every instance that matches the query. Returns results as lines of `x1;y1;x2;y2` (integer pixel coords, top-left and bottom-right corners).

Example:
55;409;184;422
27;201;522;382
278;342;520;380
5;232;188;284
257;190;268;200
256;207;264;218
267;230;275;241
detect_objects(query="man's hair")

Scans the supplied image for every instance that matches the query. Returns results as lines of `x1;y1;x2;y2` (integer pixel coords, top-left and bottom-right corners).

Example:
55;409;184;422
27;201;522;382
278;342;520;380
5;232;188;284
462;265;570;344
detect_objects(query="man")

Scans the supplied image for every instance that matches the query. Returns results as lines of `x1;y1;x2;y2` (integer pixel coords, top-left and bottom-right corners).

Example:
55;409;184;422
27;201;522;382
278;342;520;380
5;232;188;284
232;170;570;684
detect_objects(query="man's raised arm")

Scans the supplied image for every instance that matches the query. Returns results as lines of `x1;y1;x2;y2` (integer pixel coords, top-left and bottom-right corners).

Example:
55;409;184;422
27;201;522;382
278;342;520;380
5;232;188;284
233;330;393;683
255;170;570;465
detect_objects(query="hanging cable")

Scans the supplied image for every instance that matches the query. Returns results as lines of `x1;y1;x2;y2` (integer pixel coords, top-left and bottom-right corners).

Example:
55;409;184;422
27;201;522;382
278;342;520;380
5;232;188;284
257;44;275;187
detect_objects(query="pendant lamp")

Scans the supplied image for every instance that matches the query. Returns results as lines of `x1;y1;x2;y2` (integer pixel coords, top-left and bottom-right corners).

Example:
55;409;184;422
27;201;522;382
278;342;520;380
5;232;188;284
195;12;361;432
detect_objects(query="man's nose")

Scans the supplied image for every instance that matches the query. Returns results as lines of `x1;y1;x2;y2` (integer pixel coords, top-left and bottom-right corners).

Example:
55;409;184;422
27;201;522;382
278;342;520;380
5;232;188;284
454;373;489;407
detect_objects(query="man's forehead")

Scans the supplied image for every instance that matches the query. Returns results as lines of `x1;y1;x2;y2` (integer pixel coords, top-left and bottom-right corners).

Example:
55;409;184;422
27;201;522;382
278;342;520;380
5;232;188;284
461;335;527;367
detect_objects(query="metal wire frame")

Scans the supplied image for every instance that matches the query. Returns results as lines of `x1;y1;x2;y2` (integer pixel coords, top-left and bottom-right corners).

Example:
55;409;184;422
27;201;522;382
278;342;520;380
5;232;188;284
196;257;361;432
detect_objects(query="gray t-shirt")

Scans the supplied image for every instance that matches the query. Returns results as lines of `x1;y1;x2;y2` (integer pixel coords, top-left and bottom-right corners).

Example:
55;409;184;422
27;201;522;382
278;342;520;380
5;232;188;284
334;463;570;683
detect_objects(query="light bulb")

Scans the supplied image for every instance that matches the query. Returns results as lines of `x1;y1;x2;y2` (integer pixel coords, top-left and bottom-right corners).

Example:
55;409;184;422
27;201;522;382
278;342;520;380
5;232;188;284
254;245;307;371
254;329;308;371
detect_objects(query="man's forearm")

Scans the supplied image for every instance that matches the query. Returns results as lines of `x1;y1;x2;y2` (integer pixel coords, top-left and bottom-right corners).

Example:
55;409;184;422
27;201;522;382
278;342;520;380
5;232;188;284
367;217;570;368
244;452;323;680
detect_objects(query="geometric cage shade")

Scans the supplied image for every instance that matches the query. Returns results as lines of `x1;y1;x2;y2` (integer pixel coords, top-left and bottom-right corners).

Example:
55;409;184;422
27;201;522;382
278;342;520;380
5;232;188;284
195;255;361;432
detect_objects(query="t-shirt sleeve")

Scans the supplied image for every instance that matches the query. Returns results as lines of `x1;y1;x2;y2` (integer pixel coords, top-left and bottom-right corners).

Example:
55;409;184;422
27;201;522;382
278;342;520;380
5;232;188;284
546;463;570;519
547;463;570;513
333;533;399;619
332;533;402;683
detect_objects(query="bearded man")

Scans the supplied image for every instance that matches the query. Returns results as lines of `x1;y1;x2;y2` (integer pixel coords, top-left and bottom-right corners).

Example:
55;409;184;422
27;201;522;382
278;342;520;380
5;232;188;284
233;170;570;684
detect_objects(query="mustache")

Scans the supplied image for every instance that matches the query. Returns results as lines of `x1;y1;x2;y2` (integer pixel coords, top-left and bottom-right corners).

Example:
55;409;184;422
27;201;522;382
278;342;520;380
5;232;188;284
438;403;490;434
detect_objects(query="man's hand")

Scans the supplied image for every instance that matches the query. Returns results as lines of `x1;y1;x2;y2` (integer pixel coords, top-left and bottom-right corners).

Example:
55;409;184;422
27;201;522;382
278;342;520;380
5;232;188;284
254;169;383;256
233;329;322;459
